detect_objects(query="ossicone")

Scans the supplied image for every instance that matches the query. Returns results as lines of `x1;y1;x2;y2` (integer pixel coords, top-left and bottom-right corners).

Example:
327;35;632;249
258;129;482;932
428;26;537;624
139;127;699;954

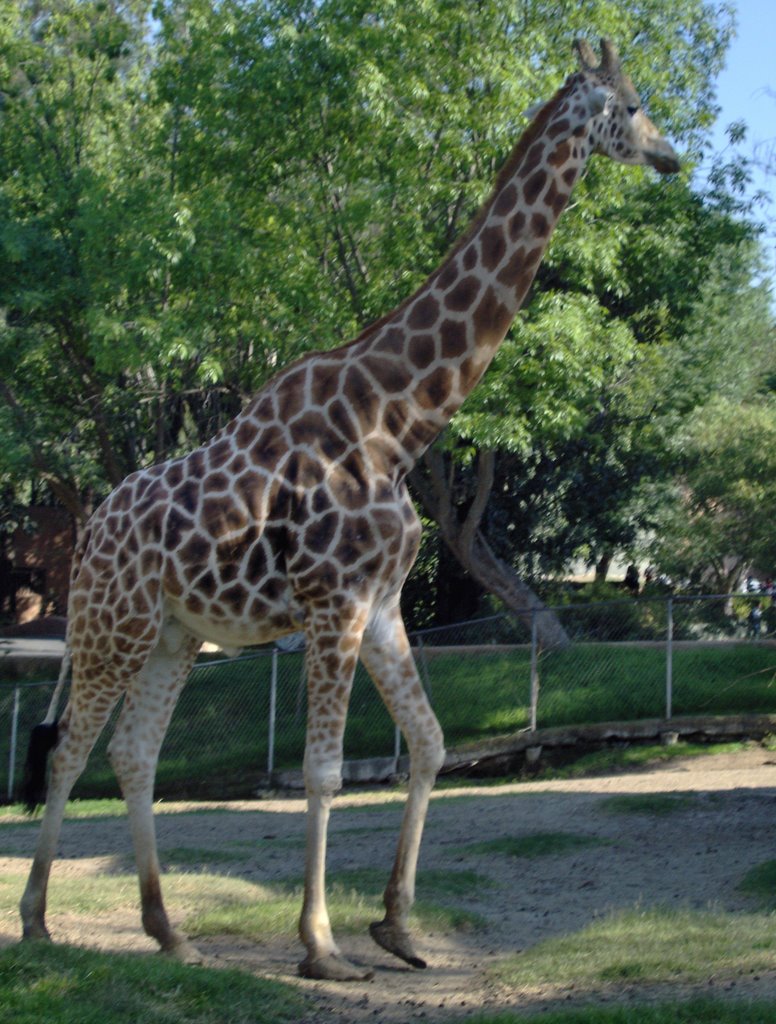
574;37;621;75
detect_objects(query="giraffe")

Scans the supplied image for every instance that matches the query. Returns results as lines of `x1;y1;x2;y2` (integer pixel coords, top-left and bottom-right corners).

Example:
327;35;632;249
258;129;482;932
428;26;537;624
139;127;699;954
20;38;678;981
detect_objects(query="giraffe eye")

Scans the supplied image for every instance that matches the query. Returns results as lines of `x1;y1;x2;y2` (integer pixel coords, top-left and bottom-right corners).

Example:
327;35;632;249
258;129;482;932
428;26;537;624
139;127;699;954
627;105;639;117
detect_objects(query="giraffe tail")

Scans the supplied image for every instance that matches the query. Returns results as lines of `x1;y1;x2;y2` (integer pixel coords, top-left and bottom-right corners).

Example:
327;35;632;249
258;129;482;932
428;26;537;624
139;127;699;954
21;722;59;813
21;636;71;812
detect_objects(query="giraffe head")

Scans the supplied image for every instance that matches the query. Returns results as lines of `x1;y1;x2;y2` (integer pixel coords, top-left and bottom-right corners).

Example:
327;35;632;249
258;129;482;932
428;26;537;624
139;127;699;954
573;37;680;174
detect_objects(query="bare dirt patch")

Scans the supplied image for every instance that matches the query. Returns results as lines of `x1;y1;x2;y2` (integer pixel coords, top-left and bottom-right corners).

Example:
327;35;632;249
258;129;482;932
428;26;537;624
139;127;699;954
4;746;776;1021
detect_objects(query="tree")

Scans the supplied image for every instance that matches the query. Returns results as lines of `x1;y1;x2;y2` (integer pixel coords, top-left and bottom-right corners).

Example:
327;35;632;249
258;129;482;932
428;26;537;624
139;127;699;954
405;163;770;618
643;393;776;591
2;0;764;628
0;0;181;519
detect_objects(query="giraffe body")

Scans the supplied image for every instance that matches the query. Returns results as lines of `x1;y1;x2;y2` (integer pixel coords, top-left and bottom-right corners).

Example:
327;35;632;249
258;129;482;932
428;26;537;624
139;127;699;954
21;39;678;980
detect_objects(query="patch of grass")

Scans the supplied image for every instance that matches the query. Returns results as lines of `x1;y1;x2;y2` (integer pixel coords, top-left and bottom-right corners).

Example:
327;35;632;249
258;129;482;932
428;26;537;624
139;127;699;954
462;831;607;859
1;857;485;943
739;859;776;909
536;643;776;727
183;879;371;939
418;867;496;899
0;941;305;1024
186;870;486;941
159;846;246;869
6;639;774;800
538;742;748;780
493;906;776;991
0;799;127;824
328;867;490;932
465;998;776;1024
600;794;699;816
413;901;486;932
0;871;135;917
0;871;273;919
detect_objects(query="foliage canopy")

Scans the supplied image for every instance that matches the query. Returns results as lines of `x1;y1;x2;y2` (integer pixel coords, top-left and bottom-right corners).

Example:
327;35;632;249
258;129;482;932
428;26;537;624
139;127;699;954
0;0;773;614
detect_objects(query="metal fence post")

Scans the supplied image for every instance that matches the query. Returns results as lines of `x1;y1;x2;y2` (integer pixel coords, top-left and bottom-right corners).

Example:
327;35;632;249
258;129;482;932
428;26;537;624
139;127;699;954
530;610;539;732
666;597;673;719
268;648;278;776
8;686;20;803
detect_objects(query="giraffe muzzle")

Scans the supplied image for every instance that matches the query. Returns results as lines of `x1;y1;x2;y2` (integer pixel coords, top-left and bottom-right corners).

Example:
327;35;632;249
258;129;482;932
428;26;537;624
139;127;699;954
645;140;680;175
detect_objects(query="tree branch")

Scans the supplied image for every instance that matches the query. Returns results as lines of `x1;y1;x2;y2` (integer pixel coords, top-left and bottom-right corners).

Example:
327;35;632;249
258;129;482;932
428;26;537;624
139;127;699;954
459;448;495;560
410;448;570;647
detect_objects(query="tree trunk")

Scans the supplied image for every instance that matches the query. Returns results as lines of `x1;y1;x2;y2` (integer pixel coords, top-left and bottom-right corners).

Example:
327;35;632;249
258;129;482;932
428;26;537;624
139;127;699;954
595;553;612;582
410;447;570;649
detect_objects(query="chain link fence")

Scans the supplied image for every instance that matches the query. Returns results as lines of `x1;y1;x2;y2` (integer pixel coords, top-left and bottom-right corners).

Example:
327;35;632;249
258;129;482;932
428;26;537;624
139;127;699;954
2;592;775;801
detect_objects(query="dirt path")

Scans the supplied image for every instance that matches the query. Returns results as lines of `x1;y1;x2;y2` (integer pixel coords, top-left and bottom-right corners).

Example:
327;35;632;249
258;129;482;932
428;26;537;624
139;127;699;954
4;746;776;1021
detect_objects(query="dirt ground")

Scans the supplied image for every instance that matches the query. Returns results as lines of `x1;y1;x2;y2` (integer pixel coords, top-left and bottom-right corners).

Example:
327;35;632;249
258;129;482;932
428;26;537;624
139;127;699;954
4;746;776;1021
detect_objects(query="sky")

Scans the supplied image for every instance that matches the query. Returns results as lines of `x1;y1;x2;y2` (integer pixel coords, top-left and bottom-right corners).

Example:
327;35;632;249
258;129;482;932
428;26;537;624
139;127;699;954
710;0;773;161
707;0;774;270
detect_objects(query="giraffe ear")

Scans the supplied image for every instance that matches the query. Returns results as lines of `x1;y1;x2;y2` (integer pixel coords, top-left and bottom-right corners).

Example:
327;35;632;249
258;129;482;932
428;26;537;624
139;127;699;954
587;87;613;118
575;38;598;69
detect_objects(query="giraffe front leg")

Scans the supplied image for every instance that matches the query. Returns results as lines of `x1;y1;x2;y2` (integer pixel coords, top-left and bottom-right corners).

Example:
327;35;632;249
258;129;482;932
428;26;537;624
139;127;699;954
297;607;374;981
124;790;203;964
367;769;439;970
360;609;446;969
298;783;373;981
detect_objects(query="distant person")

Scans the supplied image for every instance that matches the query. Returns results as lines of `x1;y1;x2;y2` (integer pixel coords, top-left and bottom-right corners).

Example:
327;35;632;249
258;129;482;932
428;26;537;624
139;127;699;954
746;574;761;593
0;550;14;616
747;601;763;639
624;564;640;595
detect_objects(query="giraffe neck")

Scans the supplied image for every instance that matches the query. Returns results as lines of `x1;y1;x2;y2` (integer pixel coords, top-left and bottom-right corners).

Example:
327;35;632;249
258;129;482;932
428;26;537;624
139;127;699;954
351;74;592;467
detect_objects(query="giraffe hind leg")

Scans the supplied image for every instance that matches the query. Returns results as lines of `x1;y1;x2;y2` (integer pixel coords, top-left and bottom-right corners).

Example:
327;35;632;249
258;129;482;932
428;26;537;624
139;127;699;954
107;630;201;961
360;607;445;970
20;682;126;943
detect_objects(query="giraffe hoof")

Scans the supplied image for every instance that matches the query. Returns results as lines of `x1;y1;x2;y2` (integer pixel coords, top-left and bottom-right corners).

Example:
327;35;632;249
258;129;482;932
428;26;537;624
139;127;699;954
162;939;205;965
22;924;52;943
369;920;427;969
298;953;375;982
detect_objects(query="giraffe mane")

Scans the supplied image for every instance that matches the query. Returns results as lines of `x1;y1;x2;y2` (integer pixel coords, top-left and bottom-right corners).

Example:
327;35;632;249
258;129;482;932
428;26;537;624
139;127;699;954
345;73;578;351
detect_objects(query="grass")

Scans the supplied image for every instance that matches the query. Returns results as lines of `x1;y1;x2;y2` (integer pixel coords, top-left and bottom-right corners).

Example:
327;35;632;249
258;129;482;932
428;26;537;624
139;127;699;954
739;859;776;909
3;637;774;800
0;865;483;940
184;873;486;940
0;871;248;918
323;866;490;932
538;741;749;780
465;1001;776;1024
0;942;305;1024
462;831;608;859
599;794;702;816
0;799;128;823
159;845;248;869
493;906;776;991
534;643;776;727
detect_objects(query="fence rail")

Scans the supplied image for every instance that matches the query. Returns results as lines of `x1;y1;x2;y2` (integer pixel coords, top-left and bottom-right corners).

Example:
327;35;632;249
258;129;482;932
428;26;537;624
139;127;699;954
2;592;775;801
